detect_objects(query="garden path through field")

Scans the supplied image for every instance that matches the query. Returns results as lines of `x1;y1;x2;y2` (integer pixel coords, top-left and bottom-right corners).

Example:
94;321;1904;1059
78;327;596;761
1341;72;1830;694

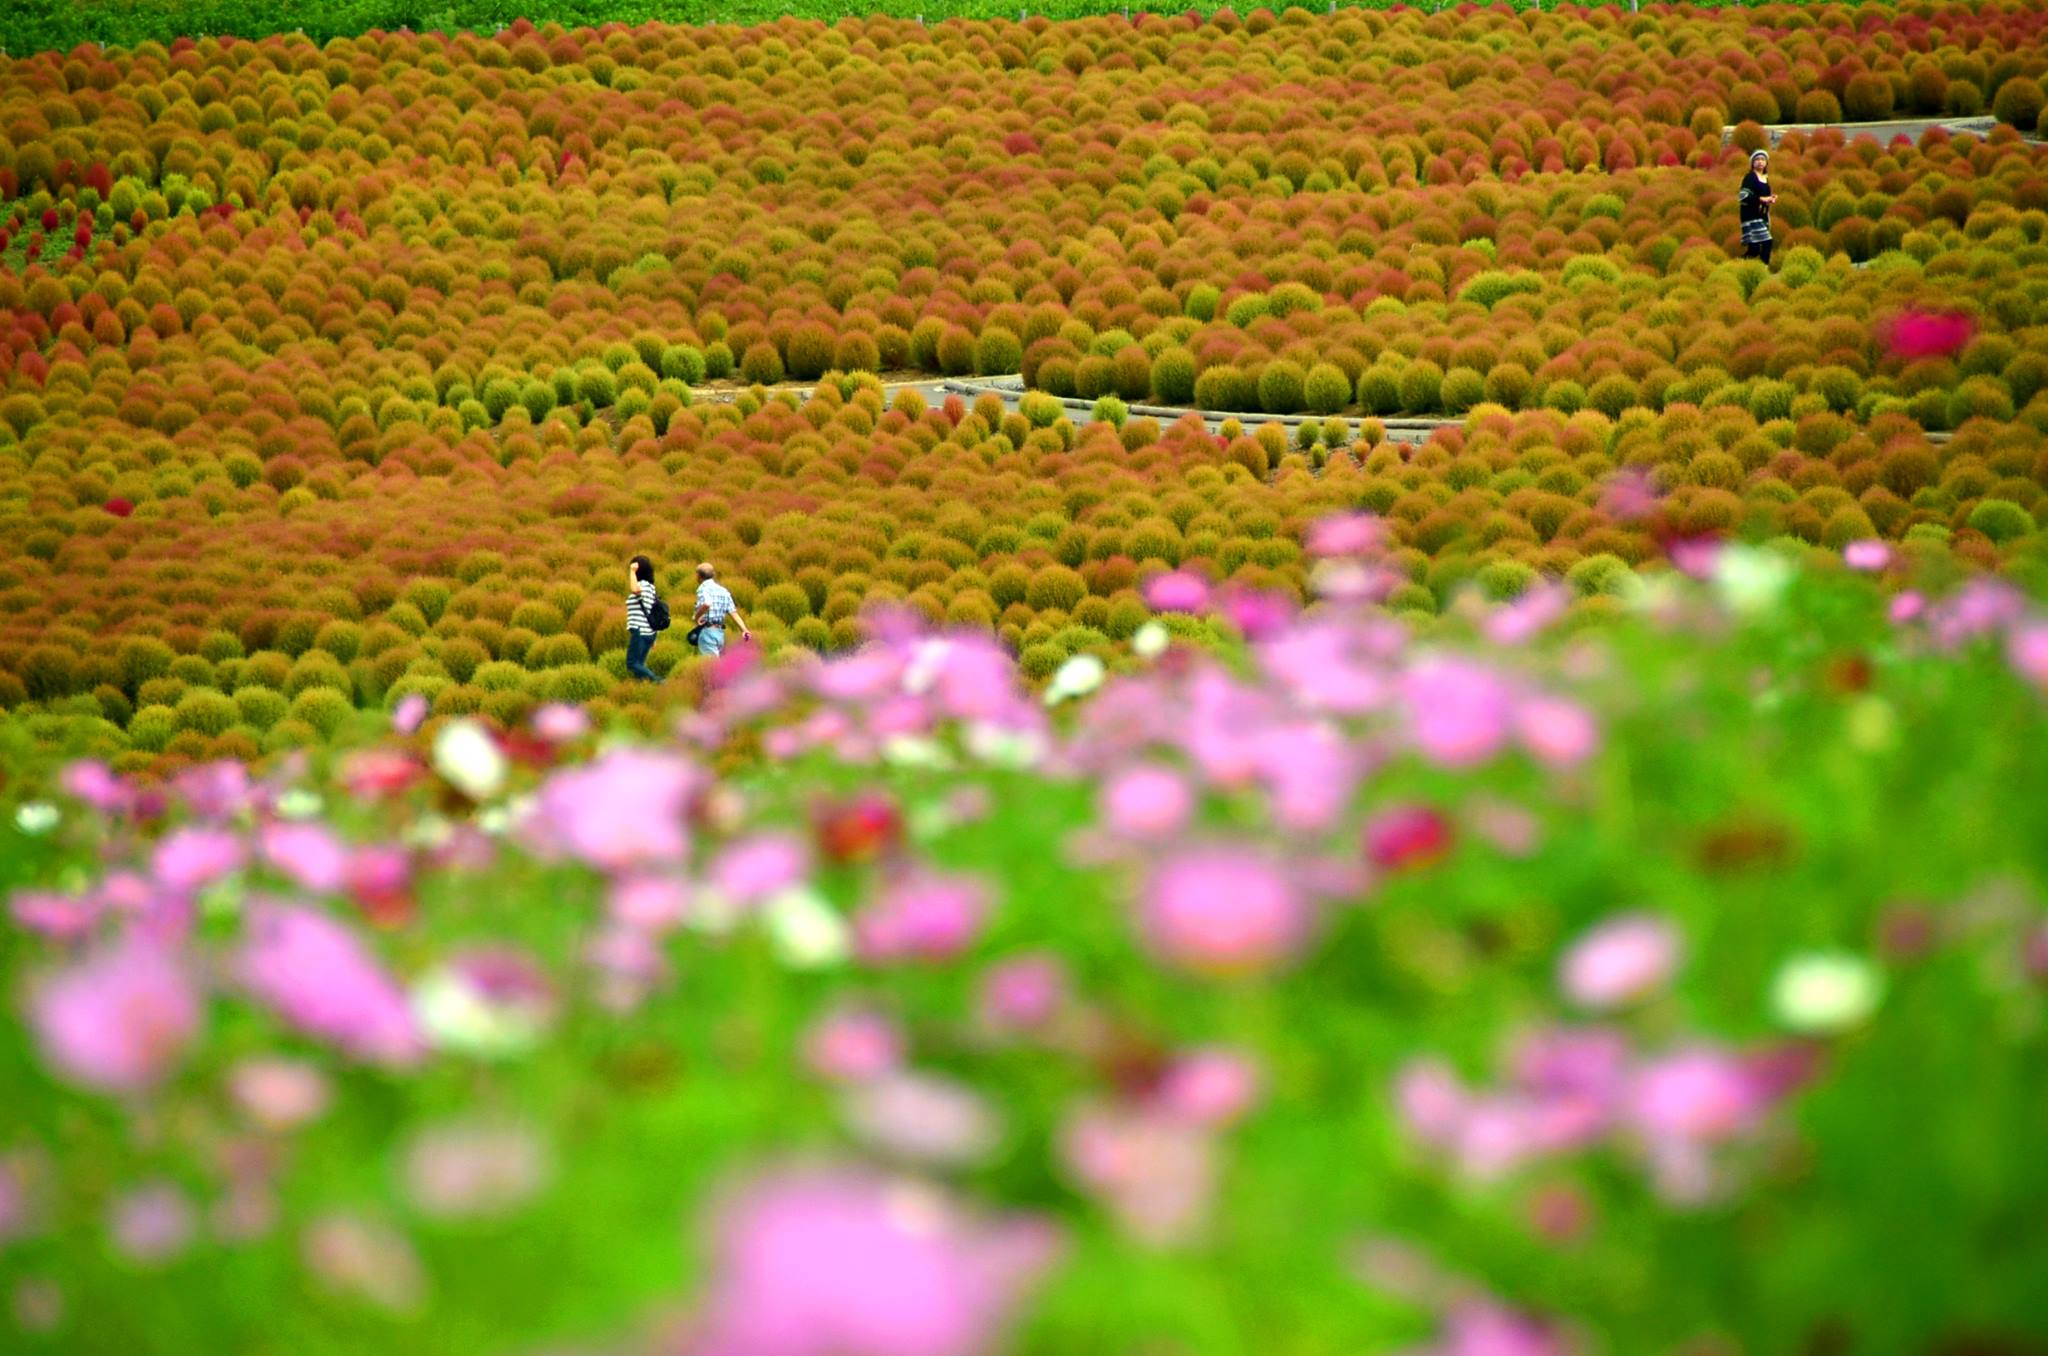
703;375;1459;445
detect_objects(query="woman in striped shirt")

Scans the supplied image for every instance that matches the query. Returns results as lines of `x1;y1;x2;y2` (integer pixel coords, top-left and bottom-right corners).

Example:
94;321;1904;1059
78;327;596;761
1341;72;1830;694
625;555;660;682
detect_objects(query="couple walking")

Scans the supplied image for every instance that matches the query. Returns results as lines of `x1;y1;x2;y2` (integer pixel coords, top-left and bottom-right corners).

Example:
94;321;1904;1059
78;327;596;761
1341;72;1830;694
625;557;751;682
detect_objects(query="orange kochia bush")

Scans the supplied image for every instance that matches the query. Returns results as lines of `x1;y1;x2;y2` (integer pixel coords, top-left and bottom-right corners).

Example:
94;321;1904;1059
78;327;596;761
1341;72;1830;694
1;5;2047;766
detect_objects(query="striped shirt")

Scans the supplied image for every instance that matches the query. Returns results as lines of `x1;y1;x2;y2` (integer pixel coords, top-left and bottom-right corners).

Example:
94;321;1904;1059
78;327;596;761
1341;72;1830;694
627;579;656;635
695;579;735;625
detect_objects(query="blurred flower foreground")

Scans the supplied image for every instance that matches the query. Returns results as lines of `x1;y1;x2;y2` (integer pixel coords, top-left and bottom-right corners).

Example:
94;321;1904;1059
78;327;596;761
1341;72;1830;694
2;518;2046;1356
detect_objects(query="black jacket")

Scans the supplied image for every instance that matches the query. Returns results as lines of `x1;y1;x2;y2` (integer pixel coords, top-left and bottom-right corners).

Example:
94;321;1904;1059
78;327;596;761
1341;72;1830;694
1739;171;1772;224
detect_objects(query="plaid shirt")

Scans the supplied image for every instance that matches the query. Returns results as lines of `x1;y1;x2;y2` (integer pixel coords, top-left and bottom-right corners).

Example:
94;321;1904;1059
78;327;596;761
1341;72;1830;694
696;579;736;625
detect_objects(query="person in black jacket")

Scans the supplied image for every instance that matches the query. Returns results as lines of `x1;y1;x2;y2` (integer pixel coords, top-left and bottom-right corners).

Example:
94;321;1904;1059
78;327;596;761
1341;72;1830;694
1739;149;1777;266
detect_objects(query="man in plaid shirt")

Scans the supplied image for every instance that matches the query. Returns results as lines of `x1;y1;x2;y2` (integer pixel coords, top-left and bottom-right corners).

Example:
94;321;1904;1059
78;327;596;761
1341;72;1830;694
692;561;752;657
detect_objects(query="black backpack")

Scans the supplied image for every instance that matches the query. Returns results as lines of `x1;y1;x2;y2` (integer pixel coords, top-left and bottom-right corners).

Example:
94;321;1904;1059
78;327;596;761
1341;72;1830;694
645;589;671;632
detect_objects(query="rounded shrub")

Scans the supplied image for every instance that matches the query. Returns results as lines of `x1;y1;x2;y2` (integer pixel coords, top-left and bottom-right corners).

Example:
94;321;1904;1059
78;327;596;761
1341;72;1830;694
235;686;289;731
1398;361;1444;414
1441;367;1487;415
976;327;1023;377
1843;73;1895;121
1152;348;1198;405
1967;498;2037;543
740;342;785;385
173;688;237;737
127;705;179;752
1257;361;1307;415
547;664;614;703
1304;362;1350;415
1026;565;1086;613
1566;553;1633;597
288;687;353;739
1993;77;2045;131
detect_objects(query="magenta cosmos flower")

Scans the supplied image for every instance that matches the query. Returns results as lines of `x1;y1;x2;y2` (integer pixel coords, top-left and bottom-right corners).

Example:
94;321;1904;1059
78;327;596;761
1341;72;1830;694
1558;914;1682;1010
237;902;423;1068
1099;764;1194;840
684;1167;1060;1356
531;748;699;872
1141;569;1210;614
30;937;202;1094
1400;658;1515;768
1139;847;1311;976
855;874;990;964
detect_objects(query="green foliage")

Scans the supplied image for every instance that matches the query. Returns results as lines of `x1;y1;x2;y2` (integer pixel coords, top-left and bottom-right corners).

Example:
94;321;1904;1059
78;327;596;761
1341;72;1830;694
1967;498;2037;544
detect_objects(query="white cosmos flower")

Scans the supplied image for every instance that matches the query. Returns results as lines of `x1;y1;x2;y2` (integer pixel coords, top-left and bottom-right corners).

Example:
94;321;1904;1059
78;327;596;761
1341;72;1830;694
1044;654;1106;706
275;788;324;821
14;802;59;835
1771;951;1883;1034
1131;621;1169;660
764;886;851;969
1711;545;1793;617
432;720;505;800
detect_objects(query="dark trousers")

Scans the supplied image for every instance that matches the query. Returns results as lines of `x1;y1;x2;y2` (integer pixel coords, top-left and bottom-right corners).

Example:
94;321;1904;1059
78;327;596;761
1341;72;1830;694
1743;237;1773;265
625;630;658;681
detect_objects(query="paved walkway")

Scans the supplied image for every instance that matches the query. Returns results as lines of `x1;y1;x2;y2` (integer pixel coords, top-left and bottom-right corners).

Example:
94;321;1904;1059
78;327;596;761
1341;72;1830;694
1722;115;2009;147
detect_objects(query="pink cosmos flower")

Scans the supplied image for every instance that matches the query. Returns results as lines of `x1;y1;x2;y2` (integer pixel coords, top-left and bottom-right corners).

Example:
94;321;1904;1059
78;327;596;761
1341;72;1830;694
803;1008;904;1083
1153;1048;1262;1128
1142;569;1210;614
710;833;809;907
684;1167;1059;1356
2008;620;2048;691
340;748;420;800
1393;1059;1469;1147
237;902;423;1067
1558;914;1682;1010
1888;590;1926;626
1139;847;1311;976
1597;468;1659;523
59;760;129;814
302;1213;427;1314
174;762;254;821
1842;540;1893;572
1305;512;1387;558
531;748;699;872
1668;536;1724;580
1625;1047;1768;1144
855;874;990;964
1514;696;1598;769
261;821;350;894
30;938;201;1094
1401;658;1514;767
1879;308;1975;360
1430;1300;1573;1356
608;874;692;933
151;827;245;894
108;1182;196;1265
530;702;590;742
1364;805;1454;872
976;954;1067;1034
1221;586;1295;640
841;1072;1002;1167
1100;765;1193;840
1059;1103;1217;1246
391;693;430;735
1483;584;1569;647
227;1056;332;1131
1251;721;1360;832
401;1120;548;1220
10;889;100;941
